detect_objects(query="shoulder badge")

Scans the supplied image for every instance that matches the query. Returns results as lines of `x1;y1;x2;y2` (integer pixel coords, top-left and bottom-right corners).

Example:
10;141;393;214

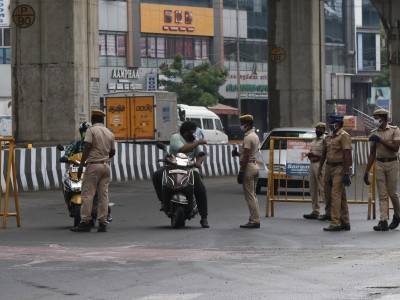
389;125;398;129
371;128;377;133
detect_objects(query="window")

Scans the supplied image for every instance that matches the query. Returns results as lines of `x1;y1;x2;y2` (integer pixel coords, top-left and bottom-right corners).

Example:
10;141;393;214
203;118;214;130
99;31;127;67
187;118;201;128
141;34;210;61
325;0;344;44
0;27;11;64
362;0;380;28
357;33;377;71
215;119;224;132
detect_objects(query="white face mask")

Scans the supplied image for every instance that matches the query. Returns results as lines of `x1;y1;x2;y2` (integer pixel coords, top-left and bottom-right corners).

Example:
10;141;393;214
240;125;247;132
374;118;382;127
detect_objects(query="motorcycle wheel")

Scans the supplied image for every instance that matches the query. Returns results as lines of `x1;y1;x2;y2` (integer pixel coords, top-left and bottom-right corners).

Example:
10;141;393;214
171;205;185;229
73;204;82;227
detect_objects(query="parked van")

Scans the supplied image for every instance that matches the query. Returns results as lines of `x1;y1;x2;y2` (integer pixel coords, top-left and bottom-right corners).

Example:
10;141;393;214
177;104;229;144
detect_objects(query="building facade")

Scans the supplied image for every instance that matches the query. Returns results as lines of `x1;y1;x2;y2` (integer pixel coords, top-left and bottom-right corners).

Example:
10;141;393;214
2;0;382;138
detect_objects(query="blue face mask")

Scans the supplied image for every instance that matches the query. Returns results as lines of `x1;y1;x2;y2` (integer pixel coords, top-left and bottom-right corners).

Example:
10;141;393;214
374;118;382;127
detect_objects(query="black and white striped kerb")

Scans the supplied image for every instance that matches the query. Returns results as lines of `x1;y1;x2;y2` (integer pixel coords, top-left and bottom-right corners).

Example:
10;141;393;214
0;142;370;192
1;143;241;192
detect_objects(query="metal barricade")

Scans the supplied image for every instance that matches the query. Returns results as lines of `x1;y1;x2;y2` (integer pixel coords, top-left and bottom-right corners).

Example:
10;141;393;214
0;138;20;228
265;137;376;219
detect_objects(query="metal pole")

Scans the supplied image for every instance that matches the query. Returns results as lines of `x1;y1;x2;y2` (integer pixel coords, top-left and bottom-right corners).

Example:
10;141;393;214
236;0;241;115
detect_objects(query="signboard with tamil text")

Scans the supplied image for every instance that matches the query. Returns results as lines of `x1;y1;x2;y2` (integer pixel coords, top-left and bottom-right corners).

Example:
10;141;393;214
286;140;312;176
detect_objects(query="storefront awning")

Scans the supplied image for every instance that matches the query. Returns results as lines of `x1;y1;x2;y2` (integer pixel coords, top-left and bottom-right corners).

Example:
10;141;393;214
208;104;239;115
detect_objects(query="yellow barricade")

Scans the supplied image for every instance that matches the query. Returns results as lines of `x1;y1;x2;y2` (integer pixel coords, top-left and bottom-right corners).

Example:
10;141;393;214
0;138;20;228
265;137;376;219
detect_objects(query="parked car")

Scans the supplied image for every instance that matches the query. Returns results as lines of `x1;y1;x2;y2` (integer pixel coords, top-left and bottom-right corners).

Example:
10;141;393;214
256;127;316;194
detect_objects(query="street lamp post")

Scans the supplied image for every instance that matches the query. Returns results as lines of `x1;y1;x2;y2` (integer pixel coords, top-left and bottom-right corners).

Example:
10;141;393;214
236;0;241;115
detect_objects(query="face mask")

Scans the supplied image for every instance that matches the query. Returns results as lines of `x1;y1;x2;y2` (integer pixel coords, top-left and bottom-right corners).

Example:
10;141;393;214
81;132;86;140
374;118;382;127
315;129;324;137
240;125;247;132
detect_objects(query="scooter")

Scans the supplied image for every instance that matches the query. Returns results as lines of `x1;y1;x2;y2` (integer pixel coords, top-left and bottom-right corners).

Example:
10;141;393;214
156;142;205;229
57;145;114;227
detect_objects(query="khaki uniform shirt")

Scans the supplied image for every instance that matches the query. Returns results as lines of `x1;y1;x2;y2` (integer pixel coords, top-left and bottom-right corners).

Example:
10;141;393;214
309;134;325;162
324;128;352;163
240;129;259;161
370;124;400;158
84;123;115;163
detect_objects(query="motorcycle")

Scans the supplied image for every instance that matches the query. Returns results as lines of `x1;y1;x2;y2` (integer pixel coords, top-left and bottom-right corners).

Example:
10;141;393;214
156;142;205;229
57;144;101;227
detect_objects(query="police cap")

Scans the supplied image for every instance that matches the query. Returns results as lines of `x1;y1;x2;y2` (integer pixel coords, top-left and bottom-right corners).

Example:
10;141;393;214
329;114;344;123
314;122;326;128
91;109;106;117
372;108;389;117
239;114;253;122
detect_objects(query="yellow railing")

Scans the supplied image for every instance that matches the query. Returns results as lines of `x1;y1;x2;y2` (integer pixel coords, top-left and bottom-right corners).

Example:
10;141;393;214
0;138;20;228
265;137;376;219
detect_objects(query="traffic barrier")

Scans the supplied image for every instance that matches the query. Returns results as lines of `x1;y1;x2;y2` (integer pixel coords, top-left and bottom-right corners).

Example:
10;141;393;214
2;143;241;192
265;137;376;219
0;138;20;228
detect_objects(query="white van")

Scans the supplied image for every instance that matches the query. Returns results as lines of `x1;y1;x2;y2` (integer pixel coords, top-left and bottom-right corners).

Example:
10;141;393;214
177;104;229;144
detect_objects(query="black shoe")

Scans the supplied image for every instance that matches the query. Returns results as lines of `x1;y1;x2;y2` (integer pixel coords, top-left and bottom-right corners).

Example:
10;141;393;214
389;215;400;230
97;223;107;232
303;212;319;219
160;203;165;211
323;225;341;231
341;223;351;231
318;214;331;221
70;222;91;232
373;220;389;231
240;222;260;229
200;219;210;228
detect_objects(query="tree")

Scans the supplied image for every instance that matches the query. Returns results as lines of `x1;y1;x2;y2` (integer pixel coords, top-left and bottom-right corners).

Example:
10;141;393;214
159;55;228;106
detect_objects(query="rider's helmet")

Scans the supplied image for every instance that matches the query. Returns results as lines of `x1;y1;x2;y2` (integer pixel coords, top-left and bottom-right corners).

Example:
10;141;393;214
79;122;92;139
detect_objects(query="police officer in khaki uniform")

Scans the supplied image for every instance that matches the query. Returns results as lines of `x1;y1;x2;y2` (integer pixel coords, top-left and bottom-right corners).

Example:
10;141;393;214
233;114;260;228
71;110;116;233
318;115;352;231
364;108;400;231
303;122;326;219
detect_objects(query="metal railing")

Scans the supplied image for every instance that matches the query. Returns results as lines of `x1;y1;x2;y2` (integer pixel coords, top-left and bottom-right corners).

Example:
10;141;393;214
265;136;376;219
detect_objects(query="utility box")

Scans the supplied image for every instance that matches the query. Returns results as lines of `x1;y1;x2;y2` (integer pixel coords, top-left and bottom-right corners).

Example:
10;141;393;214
105;92;178;142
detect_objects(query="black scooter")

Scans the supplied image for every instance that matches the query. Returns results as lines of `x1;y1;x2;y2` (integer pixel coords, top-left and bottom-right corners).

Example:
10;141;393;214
156;142;205;228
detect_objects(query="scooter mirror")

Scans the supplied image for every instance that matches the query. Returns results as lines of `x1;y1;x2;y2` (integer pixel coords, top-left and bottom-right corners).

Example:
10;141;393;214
156;142;168;152
56;144;65;151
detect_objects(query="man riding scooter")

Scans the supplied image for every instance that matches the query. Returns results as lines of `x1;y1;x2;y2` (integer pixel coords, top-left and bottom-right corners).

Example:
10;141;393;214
152;121;210;228
59;122;112;222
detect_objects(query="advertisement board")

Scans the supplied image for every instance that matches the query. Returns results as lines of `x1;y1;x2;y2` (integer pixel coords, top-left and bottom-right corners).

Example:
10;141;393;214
140;3;214;36
0;0;10;27
286;140;311;176
131;96;155;140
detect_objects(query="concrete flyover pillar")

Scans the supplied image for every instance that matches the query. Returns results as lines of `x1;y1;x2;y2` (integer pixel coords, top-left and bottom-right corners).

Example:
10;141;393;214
268;0;325;129
371;0;400;126
11;0;99;145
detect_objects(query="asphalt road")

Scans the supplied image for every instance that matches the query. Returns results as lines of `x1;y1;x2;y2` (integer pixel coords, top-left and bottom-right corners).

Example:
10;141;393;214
1;176;400;300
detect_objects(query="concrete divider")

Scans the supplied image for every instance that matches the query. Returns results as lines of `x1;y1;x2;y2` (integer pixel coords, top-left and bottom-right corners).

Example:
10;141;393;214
2;143;241;192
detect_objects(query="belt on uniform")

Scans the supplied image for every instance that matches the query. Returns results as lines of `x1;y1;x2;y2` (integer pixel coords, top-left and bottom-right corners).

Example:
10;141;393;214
87;161;109;165
248;159;257;164
377;157;398;163
326;161;343;167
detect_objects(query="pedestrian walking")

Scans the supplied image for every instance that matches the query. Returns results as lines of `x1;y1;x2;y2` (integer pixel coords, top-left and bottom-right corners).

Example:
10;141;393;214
303;122;326;219
318;115;352;231
71;110;116;233
364;108;400;231
233;114;260;228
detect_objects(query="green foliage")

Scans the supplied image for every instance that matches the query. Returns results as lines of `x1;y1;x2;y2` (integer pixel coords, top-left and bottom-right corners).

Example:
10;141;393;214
159;55;228;106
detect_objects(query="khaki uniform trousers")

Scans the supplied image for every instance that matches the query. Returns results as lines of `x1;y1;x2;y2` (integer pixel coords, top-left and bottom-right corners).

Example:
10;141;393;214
309;162;325;213
81;163;111;224
242;162;260;224
323;165;349;227
375;161;400;220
